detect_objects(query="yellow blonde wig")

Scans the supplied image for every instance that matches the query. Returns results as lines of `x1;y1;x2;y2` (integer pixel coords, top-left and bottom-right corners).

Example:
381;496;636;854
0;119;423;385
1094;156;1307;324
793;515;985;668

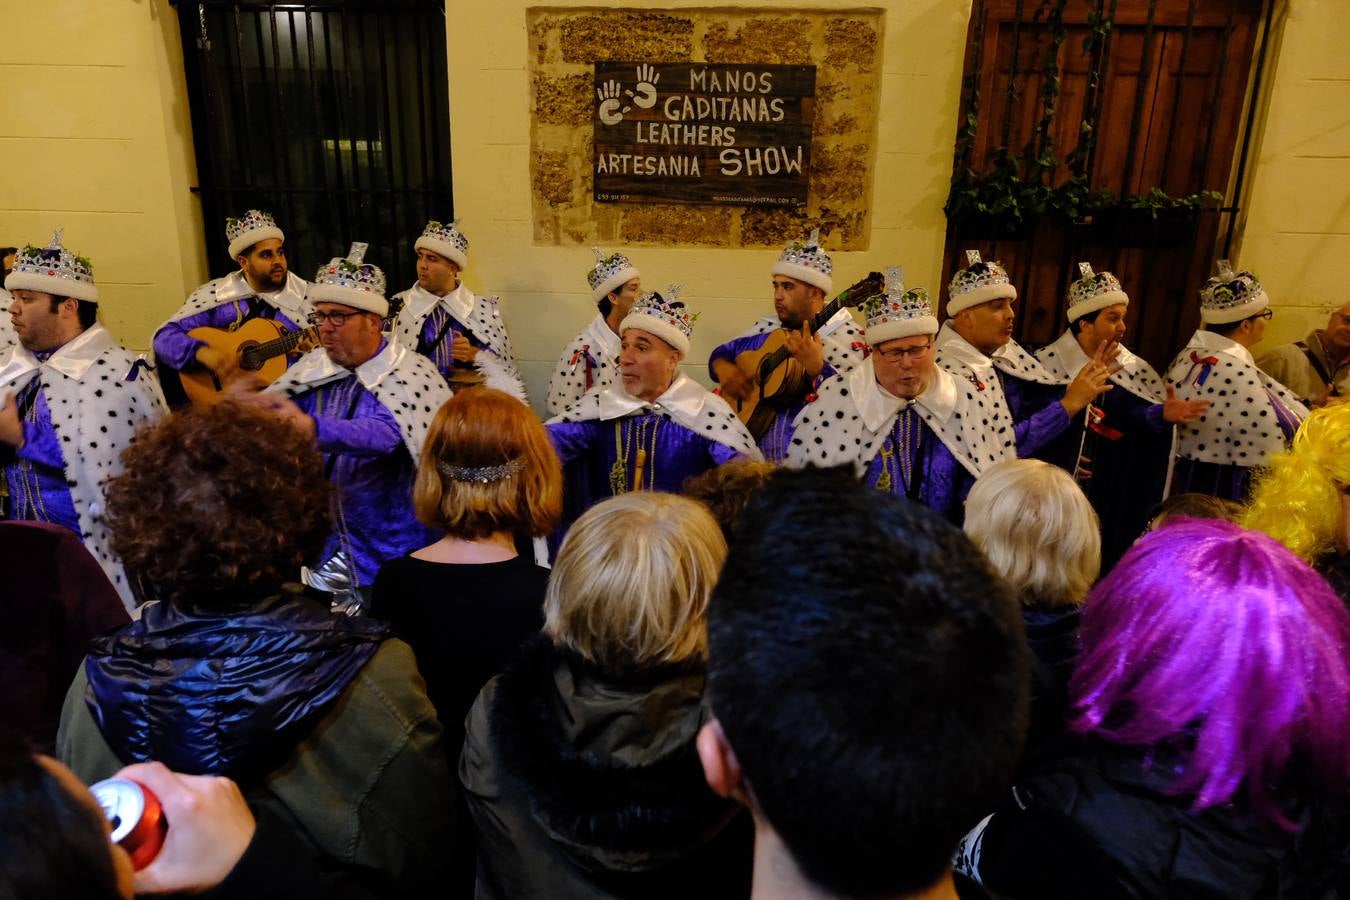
1242;404;1350;562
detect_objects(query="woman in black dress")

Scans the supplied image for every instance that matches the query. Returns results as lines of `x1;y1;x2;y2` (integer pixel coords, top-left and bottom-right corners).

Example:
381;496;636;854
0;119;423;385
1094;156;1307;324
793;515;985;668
371;387;562;752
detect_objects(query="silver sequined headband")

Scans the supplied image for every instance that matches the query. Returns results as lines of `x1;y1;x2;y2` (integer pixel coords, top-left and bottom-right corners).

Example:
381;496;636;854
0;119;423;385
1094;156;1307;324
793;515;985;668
437;456;526;484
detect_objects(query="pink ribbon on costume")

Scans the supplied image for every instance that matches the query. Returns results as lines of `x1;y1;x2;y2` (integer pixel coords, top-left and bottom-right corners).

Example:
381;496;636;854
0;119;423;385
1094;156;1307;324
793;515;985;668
1184;351;1220;387
851;340;871;359
569;343;597;391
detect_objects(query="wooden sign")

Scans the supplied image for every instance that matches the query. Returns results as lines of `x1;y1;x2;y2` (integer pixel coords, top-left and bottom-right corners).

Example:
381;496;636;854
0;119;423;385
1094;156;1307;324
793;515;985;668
593;61;815;207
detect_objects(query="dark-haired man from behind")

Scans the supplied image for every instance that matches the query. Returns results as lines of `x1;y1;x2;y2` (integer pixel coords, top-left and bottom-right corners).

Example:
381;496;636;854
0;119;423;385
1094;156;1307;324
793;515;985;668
696;465;1030;899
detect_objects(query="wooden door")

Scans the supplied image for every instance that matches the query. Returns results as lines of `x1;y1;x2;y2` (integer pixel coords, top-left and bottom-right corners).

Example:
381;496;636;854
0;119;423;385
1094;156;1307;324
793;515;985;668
943;0;1265;368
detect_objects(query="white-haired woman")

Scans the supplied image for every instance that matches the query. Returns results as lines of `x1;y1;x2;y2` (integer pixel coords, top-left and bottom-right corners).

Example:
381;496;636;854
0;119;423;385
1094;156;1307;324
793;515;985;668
459;492;751;899
964;458;1101;761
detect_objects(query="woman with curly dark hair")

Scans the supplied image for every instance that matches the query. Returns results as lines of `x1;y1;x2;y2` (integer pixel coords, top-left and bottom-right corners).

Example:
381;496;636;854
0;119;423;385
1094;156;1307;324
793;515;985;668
54;403;457;895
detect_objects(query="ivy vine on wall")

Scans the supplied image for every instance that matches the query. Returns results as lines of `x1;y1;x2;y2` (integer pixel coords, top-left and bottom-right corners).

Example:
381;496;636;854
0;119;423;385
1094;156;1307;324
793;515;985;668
944;0;1222;236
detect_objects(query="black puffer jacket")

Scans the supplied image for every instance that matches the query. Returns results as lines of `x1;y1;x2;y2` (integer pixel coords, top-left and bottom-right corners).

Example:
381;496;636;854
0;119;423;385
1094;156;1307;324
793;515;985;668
957;739;1350;899
459;636;752;900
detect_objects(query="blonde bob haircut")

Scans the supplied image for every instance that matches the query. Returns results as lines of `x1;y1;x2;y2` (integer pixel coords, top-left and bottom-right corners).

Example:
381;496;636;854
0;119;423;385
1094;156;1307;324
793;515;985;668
964;458;1101;608
1242;404;1350;563
414;388;563;539
545;492;726;674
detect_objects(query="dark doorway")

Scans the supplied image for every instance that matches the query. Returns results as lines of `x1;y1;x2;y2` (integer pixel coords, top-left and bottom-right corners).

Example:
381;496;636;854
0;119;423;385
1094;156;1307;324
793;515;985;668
944;0;1270;368
172;0;453;292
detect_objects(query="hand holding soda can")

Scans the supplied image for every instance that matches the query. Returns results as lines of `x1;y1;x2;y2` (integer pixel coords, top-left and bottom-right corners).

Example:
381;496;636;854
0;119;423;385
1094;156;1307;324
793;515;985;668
90;777;168;870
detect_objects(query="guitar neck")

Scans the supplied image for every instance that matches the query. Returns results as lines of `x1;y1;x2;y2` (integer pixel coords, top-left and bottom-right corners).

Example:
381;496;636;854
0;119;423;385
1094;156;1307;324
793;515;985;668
808;298;842;334
250;325;317;362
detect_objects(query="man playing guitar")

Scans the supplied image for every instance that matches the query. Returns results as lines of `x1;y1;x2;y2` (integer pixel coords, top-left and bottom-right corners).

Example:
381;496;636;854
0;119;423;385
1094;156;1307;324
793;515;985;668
708;229;878;461
152;210;313;407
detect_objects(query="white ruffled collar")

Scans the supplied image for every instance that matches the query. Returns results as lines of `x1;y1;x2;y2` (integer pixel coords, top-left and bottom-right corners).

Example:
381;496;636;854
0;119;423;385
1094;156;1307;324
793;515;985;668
935;321;996;374
850;356;957;433
1188;328;1255;367
595;372;713;422
403;281;475;324
216;270;309;318
0;323;115;384
285;339;404;392
581;313;621;357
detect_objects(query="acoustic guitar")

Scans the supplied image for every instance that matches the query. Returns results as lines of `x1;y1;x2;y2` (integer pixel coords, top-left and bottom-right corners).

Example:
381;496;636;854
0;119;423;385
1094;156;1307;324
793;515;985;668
727;272;884;439
180;318;317;408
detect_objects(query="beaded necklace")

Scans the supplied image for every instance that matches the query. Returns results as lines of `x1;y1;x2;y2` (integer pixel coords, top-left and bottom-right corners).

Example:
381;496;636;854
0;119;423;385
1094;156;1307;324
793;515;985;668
875;406;923;498
610;414;662;494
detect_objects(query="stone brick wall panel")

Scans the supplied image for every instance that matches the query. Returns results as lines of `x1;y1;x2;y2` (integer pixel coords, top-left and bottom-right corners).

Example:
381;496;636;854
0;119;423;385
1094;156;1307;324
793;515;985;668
527;6;883;251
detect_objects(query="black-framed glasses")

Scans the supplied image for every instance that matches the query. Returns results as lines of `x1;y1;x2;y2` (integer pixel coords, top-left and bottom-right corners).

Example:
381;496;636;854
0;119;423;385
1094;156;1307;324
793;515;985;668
1253;309;1274;321
307;311;358;327
875;342;934;363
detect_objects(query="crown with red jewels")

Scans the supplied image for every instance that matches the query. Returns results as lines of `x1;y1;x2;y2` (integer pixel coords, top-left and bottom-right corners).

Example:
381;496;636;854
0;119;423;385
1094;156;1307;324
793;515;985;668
775;227;833;283
862;267;932;328
586;246;639;299
421;220;468;256
7;229;99;302
225;210;277;245
1201;260;1263;311
862;266;938;344
12;229;94;289
631;283;694;338
950;250;1011;298
1068;264;1123;307
315;242;385;296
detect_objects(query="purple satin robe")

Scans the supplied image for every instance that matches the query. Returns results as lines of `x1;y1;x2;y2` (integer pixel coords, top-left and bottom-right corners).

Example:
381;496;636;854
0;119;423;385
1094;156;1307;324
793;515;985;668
293;362;437;587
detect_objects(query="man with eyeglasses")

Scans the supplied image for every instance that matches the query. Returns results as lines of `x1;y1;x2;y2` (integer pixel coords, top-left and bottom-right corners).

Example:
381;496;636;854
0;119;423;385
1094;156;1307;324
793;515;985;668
153;210;312;404
1257;301;1350;407
1036;263;1209;567
935;251;1112;461
1164;262;1308;501
786;269;1011;522
242;243;450;612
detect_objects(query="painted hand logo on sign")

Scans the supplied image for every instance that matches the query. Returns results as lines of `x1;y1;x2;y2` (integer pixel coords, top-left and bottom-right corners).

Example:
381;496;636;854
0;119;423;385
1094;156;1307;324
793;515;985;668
596;65;662;125
593;61;815;207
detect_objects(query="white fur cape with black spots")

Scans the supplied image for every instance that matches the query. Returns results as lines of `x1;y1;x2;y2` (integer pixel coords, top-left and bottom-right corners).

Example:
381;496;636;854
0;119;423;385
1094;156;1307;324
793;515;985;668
1037;328;1167;403
1164;329;1307;466
785;356;1012;477
548;373;762;461
0;325;167;611
167;270;311;325
393;282;527;402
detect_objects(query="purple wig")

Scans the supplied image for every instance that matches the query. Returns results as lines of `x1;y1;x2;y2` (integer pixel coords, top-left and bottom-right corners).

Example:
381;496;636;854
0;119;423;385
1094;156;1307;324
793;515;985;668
1069;518;1350;829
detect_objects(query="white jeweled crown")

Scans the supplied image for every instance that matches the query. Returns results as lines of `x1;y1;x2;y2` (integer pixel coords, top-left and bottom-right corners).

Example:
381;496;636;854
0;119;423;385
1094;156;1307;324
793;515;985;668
862;266;938;345
587;246;640;302
772;228;834;292
225;209;278;245
5;229;99;302
620;283;695;354
1066;262;1129;322
415;219;470;270
309;242;389;316
1199;259;1268;325
947;249;1018;316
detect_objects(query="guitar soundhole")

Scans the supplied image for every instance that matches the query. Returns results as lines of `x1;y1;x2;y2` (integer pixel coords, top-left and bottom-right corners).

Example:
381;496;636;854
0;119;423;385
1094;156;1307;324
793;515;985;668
238;341;263;371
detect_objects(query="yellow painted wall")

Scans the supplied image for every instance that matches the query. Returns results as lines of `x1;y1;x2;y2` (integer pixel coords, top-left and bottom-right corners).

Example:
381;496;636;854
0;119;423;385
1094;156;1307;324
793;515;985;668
0;0;206;352
6;0;1344;397
1243;0;1350;355
448;1;974;409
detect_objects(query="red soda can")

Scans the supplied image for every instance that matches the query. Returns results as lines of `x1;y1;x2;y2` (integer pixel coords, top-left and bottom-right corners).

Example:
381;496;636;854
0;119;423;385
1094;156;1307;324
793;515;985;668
90;777;168;870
